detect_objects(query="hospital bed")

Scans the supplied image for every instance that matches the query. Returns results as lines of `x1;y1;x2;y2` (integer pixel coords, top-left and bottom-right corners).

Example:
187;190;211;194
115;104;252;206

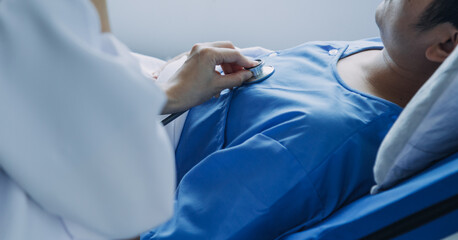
281;152;458;240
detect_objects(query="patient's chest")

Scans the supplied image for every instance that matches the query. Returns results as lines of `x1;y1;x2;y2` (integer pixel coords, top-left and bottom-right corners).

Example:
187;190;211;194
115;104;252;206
225;45;378;149
175;40;400;181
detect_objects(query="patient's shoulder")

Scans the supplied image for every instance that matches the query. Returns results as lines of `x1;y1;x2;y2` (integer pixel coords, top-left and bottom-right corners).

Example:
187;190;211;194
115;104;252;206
280;38;383;56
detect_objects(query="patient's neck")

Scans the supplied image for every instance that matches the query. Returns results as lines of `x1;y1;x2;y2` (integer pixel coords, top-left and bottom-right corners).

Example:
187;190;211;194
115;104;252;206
366;50;434;107
338;49;434;108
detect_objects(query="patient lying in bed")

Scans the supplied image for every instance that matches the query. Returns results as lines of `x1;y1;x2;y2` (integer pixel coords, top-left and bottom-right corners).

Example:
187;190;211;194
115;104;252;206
140;38;403;240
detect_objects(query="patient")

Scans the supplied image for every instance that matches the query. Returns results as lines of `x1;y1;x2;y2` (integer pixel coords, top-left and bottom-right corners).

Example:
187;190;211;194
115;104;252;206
143;0;458;239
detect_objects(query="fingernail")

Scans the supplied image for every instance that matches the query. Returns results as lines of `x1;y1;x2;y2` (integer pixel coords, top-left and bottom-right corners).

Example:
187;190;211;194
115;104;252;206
245;70;253;79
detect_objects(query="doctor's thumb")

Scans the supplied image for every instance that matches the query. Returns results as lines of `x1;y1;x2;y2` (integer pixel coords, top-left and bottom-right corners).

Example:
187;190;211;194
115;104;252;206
216;70;253;89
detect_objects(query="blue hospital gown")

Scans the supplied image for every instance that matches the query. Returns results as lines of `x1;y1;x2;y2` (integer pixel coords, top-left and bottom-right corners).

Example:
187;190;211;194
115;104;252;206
142;39;402;240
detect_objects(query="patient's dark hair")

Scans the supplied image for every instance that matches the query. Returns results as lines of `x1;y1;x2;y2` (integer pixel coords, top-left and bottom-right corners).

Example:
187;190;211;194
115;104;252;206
416;0;458;31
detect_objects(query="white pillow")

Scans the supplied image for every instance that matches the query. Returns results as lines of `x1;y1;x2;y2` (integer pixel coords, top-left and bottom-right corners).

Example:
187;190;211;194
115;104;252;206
371;47;458;194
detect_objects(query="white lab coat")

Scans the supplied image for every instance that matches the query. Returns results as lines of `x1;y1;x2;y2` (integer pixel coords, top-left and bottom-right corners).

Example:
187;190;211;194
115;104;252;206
0;0;176;239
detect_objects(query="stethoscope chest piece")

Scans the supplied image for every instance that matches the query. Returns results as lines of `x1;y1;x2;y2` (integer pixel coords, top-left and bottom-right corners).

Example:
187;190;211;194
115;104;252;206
244;59;275;85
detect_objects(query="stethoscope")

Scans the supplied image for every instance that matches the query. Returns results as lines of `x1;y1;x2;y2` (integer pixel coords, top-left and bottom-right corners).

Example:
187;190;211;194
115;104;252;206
162;59;275;126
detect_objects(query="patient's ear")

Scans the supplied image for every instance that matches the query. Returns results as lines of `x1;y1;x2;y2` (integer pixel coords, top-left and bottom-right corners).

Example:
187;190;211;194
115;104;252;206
426;30;458;63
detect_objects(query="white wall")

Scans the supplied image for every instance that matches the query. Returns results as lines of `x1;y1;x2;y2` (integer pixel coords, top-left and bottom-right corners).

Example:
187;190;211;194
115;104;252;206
108;0;382;59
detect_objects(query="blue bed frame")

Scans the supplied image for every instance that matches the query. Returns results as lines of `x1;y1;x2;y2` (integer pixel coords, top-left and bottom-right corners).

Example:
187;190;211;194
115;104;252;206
282;152;458;240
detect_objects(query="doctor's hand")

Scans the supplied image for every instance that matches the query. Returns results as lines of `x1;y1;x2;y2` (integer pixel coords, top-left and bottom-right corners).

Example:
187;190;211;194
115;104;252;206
159;41;258;114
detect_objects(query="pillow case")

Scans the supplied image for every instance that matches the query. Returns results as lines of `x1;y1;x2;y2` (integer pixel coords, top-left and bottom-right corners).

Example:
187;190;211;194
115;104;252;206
372;47;458;194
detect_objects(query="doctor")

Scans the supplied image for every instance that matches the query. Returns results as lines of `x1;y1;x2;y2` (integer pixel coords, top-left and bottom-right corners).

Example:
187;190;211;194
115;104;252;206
0;0;256;239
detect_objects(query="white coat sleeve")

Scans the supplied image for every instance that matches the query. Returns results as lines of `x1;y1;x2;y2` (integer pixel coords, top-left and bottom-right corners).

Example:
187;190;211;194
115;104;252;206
0;0;175;238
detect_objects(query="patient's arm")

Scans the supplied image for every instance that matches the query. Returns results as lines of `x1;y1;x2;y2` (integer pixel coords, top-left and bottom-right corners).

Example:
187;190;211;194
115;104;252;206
152;51;189;79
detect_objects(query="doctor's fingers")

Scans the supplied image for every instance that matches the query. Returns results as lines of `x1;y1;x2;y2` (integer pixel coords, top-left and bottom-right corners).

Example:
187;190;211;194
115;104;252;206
194;41;251;73
210;48;258;69
189;42;234;60
191;41;236;52
214;69;253;90
220;63;245;75
190;44;257;69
